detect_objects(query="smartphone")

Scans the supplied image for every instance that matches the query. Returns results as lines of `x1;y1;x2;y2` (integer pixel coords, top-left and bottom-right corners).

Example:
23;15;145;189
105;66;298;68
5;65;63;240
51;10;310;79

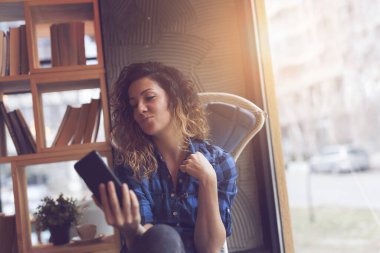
74;150;123;205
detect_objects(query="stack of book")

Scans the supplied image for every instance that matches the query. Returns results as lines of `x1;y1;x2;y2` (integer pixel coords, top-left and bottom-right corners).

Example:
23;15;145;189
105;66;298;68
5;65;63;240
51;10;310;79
0;25;29;77
0;101;36;155
52;98;101;147
50;22;86;67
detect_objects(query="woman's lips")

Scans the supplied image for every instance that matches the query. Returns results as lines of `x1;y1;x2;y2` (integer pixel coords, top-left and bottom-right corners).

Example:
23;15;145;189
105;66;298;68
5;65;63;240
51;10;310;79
140;115;153;124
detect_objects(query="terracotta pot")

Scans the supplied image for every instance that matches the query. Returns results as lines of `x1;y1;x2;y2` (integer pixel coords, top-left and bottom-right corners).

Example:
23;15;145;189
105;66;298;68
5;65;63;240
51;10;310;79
49;224;71;245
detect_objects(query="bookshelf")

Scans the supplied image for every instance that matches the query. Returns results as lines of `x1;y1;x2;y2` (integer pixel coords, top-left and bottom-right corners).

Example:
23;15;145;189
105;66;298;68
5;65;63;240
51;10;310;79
0;0;119;253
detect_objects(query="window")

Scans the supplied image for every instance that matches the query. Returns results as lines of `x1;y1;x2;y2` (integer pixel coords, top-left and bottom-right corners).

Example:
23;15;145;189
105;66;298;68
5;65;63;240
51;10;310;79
266;0;380;252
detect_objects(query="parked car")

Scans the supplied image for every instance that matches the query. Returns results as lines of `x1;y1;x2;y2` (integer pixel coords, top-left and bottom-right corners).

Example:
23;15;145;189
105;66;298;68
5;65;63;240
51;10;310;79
309;145;370;173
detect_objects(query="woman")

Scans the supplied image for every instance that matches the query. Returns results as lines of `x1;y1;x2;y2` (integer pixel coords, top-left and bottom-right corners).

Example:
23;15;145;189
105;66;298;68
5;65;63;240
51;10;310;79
99;62;237;253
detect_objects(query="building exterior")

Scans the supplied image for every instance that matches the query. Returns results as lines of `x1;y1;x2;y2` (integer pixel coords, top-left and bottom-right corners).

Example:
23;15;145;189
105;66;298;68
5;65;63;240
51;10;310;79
265;0;380;162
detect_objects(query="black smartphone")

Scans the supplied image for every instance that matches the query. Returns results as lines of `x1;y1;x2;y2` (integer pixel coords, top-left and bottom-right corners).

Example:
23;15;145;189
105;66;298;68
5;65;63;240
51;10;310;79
74;150;123;205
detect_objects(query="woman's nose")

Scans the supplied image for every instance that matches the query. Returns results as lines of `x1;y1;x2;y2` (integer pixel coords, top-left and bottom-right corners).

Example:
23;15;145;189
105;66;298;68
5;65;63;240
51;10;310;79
136;101;148;113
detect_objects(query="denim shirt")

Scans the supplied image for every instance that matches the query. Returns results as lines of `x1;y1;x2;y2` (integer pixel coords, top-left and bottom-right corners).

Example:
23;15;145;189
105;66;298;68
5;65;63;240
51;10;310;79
116;139;238;253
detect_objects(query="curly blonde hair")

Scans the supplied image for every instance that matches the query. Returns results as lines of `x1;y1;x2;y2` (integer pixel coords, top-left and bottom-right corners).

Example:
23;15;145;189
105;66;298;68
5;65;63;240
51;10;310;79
110;62;209;178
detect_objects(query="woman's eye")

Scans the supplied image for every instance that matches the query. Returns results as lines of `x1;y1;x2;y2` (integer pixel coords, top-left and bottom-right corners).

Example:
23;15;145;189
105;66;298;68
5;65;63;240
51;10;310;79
146;95;155;101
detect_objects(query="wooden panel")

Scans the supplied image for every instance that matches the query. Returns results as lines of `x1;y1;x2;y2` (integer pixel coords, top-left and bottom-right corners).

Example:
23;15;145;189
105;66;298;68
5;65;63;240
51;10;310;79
1;1;115;252
252;0;295;252
28;1;93;24
0;1;24;22
24;0;104;73
0;75;31;94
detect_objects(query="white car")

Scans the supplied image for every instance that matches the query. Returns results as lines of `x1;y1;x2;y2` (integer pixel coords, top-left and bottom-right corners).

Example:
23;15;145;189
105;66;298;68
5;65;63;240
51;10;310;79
309;145;370;173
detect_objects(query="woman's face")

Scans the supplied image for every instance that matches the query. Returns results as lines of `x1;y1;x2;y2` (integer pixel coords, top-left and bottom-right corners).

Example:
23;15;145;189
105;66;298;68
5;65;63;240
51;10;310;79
128;77;173;137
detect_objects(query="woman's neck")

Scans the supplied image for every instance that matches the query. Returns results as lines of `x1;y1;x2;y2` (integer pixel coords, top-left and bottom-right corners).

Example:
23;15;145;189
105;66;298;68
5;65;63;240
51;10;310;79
154;131;188;184
154;132;185;161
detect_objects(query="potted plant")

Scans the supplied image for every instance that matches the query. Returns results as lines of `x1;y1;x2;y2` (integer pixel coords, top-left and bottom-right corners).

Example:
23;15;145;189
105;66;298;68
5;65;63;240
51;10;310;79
34;194;80;245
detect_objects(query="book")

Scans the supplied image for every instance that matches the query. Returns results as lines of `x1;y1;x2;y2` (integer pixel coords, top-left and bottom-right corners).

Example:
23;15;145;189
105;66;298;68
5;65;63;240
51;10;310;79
9;27;20;76
82;98;101;143
68;23;79;65
50;22;85;67
59;23;70;66
50;24;60;67
74;22;86;65
15;109;37;153
0;101;22;154
19;25;29;75
0;122;5;156
8;110;32;154
0;31;5;76
5;31;10;76
0;98;6;156
52;105;81;147
71;102;90;144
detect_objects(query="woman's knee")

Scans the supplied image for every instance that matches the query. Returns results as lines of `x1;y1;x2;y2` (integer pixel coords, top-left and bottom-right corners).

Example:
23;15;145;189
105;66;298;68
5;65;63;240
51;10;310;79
130;224;185;253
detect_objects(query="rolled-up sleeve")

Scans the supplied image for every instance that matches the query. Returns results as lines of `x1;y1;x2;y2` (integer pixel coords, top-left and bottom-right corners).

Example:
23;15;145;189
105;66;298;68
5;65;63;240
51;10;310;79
115;166;154;225
214;152;238;237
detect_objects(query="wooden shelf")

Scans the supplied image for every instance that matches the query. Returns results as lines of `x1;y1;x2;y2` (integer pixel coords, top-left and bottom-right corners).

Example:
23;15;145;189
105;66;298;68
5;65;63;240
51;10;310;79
28;1;93;24
30;240;118;253
30;64;103;75
0;1;24;22
0;142;111;165
25;0;104;72
0;75;30;94
0;1;116;252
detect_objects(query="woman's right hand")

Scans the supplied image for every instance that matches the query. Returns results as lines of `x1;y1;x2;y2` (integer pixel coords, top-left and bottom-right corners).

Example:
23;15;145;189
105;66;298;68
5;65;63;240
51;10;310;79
98;181;145;238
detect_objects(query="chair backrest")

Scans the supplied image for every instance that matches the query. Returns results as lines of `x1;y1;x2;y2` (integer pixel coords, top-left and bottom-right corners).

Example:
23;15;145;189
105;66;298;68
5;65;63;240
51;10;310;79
199;92;266;162
199;92;266;253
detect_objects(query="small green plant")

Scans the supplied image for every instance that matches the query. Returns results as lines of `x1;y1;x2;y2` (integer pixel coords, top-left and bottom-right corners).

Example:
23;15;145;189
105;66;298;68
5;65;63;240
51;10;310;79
34;193;80;231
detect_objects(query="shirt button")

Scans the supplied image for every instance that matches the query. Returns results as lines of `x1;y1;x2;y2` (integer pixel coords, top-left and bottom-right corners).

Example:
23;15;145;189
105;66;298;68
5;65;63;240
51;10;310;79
170;193;175;198
172;211;178;216
176;223;180;227
178;179;183;183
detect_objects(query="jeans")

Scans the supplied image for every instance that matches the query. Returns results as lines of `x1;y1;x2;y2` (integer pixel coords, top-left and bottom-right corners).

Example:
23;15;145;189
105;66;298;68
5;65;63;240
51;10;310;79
126;224;186;253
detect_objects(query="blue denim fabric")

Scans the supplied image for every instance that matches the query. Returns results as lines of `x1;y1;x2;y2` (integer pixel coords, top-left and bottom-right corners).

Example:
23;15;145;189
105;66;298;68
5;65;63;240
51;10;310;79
116;139;238;253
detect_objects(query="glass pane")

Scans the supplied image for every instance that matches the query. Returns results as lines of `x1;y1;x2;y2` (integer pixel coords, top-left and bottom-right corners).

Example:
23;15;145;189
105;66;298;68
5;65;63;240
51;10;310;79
0;163;15;215
265;1;380;252
26;159;113;246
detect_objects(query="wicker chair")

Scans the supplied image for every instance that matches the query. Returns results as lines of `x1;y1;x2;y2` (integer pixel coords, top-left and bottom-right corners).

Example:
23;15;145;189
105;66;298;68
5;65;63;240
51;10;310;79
199;92;266;253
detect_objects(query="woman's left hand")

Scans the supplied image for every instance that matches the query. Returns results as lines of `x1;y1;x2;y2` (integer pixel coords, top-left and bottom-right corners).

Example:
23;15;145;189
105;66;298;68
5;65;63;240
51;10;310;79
180;152;217;185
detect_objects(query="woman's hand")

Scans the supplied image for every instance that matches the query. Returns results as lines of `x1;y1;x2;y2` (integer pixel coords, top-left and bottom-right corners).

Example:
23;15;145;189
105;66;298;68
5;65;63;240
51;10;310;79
98;182;144;238
180;152;217;185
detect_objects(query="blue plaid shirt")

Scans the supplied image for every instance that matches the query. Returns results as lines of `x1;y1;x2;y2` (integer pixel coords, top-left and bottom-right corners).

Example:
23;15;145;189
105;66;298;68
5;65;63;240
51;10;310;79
116;139;238;253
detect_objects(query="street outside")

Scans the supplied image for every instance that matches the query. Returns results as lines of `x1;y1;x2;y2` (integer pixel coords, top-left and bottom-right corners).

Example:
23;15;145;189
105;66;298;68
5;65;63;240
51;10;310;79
285;162;380;253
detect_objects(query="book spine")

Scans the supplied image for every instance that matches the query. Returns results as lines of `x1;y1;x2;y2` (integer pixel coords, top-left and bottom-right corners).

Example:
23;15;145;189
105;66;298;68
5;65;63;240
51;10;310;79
9;27;20;76
8;111;32;154
5;31;10;76
19;25;29;75
0;31;4;77
0;102;22;154
82;98;101;143
15;109;37;153
0;105;6;156
52;105;72;147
